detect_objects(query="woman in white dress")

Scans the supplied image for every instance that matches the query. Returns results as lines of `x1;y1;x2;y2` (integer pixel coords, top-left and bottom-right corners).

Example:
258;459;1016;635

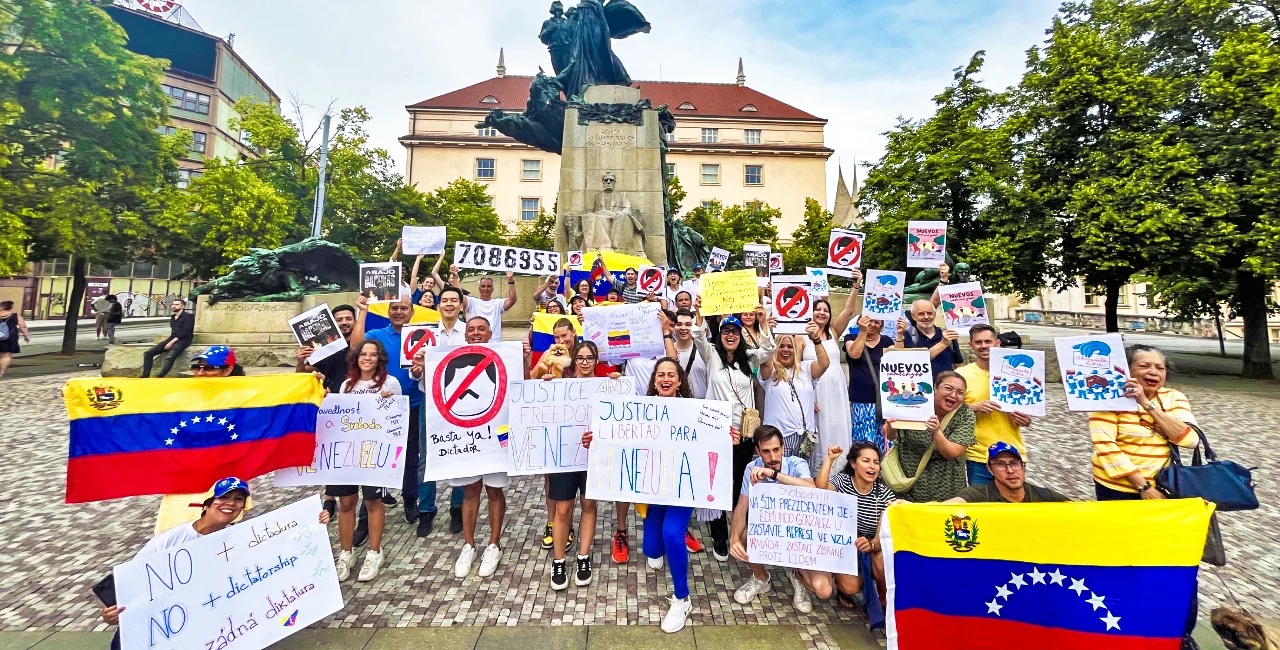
802;273;861;475
760;323;830;457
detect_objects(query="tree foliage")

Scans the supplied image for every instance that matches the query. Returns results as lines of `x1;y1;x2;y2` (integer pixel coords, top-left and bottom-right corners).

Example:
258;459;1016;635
510;208;555;251
783;198;833;273
682;199;780;269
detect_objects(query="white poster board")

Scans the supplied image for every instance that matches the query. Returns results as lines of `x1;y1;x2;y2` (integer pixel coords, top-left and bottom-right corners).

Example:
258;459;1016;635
288;303;347;364
937;282;989;334
1053;334;1138;412
453;241;561;275
566;250;584;268
769;253;784;275
878;350;935;422
637;265;665;294
399;324;439;368
586;396;734;510
806;267;830;297
115;496;342;650
907;220;947;268
582;301;665;364
401;225;446;255
771;275;815;334
707;247;730;272
989;348;1047;418
274;394;410;488
747;483;860;575
827;229;865;276
421;342;524;480
506;377;635;476
862;270;906;323
359;262;402;303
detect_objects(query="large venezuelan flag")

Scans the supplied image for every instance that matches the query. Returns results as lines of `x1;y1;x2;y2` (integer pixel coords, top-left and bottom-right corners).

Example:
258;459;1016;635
63;374;325;503
883;500;1214;650
531;312;582;364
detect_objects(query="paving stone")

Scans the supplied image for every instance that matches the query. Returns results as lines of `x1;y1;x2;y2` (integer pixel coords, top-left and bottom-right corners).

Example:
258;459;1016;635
267;627;376;650
27;632;114;650
477;625;586;650
693;625;810;650
585;625;693;650
0;631;54;650
363;627;481;650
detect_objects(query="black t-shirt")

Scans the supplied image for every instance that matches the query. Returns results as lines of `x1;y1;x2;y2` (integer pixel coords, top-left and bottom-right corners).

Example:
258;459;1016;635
311;349;350;394
846;334;896;404
955;482;1072;503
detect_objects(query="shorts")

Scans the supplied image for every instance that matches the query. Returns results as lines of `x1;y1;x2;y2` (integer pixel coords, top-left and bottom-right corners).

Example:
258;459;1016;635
548;471;589;501
326;485;387;501
448;472;510;489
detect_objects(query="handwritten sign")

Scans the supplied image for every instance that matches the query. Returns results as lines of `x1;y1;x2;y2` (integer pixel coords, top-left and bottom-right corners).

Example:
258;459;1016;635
637;265;665;293
359;262;402;304
274;394;409;489
769;253;784;275
401;225;446;256
862;270;906;323
806;268;830;297
288;303;346;364
771;275;815;334
115;496;343;650
699;269;759;316
586;396;734;510
937;282;989;333
907;220;947;268
879;350;934;422
453;241;561;275
747;483;859;575
827;229;865;276
582;302;665;365
507;377;635;476
421;342;523;480
743;244;771;287
1053;334;1137;412
399;324;439;368
707;247;730;272
990;348;1047;417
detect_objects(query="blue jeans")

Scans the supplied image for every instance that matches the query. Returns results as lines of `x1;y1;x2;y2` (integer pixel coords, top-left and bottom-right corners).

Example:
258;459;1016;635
414;400;463;514
966;460;994;485
643;504;693;599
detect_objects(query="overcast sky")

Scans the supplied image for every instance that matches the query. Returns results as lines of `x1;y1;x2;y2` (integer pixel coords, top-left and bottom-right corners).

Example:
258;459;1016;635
174;0;1062;206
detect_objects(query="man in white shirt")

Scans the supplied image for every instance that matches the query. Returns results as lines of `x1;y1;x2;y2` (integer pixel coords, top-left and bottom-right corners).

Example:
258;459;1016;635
681;264;704;296
451;266;518;340
411;286;468;533
672;309;708;398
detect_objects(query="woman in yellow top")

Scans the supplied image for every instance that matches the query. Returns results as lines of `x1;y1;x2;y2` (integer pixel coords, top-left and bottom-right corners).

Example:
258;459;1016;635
1090;344;1199;500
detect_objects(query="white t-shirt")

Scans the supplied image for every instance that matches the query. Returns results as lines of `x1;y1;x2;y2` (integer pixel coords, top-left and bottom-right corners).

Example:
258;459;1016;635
659;284;683;304
681;278;701;296
762;361;817;437
676;343;708;399
624;356;658;394
465;297;508;340
340;378;403;395
138;521;202;559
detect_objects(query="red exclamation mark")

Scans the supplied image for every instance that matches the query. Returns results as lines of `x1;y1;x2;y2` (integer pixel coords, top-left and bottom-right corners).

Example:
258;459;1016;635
707;452;719;502
391;446;403;469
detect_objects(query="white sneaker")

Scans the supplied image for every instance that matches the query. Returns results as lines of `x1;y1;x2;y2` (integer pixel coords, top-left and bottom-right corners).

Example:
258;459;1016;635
661;596;693;634
335;550;354;581
477;544;502;578
356;550;383;582
733;574;771;604
454;544;476;578
790;571;813;613
646;555;664;570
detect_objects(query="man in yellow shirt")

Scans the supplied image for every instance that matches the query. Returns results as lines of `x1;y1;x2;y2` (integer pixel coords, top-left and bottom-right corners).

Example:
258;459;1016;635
955;325;1031;485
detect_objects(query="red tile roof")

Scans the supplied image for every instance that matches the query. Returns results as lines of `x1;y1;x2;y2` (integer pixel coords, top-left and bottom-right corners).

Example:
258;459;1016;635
408;75;823;122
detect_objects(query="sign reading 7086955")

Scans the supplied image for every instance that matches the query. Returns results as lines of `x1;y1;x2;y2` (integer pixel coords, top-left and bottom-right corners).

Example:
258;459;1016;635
453;241;562;276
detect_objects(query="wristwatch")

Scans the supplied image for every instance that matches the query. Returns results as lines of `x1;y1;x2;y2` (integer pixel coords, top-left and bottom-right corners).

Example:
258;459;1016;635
1143;402;1159;412
1139;481;1154;493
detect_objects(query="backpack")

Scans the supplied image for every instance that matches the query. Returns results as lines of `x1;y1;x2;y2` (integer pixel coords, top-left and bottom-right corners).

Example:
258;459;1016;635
0;320;8;341
997;330;1023;349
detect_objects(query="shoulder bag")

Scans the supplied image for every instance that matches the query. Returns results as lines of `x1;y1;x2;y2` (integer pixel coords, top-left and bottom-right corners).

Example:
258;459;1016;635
725;366;761;440
1156;423;1258;511
785;373;818;461
881;408;957;493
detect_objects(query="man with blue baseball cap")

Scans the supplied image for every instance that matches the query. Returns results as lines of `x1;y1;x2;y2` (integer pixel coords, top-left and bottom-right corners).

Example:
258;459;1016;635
189;345;243;377
948;443;1072;504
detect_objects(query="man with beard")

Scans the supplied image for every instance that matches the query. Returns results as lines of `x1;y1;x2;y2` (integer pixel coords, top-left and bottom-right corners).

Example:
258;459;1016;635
141;298;195;378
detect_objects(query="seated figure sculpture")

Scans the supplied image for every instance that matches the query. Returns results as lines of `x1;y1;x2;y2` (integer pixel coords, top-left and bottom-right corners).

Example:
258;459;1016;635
574;171;646;258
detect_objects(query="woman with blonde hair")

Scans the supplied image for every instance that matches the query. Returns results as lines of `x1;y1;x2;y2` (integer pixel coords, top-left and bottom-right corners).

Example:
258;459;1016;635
759;323;829;459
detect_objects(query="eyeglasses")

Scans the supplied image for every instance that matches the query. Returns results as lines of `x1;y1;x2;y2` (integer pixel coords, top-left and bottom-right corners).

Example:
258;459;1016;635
990;461;1025;471
575;356;597;363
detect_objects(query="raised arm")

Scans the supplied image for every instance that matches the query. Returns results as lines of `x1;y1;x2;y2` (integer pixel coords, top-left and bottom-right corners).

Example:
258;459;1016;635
845;316;873;359
829;269;862;337
351;295;369;344
430;255;446;289
389;238;402;263
408;254;424;293
806;323;830;379
929;263;949;308
815;445;843;490
503;270;518;311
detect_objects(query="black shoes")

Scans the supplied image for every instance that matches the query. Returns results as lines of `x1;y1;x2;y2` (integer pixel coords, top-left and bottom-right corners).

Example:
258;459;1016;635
417;510;436;537
712;540;729;562
575;555;593;586
551;559;569;591
322;498;336;523
405;508;419;524
382;493;399;508
353;522;369;547
449;506;463;534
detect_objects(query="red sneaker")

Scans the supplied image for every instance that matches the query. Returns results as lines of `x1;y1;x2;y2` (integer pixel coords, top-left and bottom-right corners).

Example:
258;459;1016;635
685;530;704;553
611;529;630;564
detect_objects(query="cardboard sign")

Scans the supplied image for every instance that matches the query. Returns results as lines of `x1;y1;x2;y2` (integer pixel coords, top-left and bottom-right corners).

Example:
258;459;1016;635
1053;334;1138;412
566;250;584;268
114;496;343;650
274;394;410;488
862;270;906;323
827;229;865;274
707;247;730;272
769;253;784;275
747;483;860;575
453;241;561;276
937;282;989;333
288;303;346;364
582;302;665;365
401;225;446;256
907;220;947;268
878;350;934;422
359;262;402;303
806;267;830;297
637;265;665;293
990;348;1047;418
586;396;735;510
506;377;635;476
399;324;439;368
771;275;815;334
743;244;771;287
699;269;759;316
421;342;524;480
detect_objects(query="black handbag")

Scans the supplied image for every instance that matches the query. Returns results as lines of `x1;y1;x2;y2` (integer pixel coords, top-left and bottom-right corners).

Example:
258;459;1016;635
1156;423;1258;511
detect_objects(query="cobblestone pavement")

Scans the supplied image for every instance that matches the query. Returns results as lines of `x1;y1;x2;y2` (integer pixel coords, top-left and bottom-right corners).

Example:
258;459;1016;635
1;371;1276;640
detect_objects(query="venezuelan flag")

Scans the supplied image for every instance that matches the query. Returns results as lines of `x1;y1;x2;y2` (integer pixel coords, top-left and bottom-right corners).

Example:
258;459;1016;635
365;303;439;332
607;330;631;346
63;374;325;503
883;500;1214;650
531;313;581;365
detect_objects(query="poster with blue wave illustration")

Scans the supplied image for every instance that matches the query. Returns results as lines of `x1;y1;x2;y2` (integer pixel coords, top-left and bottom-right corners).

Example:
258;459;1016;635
989;348;1047;417
861;270;906;324
1052;334;1138;412
878;350;934;421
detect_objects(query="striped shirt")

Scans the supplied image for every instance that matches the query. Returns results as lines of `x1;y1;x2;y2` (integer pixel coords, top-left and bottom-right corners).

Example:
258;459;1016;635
829;474;896;539
1089;387;1198;493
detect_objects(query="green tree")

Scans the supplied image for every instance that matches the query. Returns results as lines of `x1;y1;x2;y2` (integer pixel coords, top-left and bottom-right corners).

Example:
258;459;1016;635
783;198;833;273
510;208;555;251
665;174;686;216
683;199;780;268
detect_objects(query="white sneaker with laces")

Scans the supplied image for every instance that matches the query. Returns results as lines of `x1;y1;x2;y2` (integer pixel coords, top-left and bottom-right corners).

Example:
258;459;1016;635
790;571;813;613
733;574;772;604
335;550;354;582
646;555;664;570
454;544;476;578
477;544;502;578
357;550;383;582
661;596;693;634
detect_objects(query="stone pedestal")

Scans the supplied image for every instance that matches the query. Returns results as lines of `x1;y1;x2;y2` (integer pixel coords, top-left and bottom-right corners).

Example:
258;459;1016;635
555;85;667;265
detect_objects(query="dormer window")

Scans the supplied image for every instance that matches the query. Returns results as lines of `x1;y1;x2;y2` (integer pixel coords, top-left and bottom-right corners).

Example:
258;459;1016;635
481;95;500;104
677;102;696;110
740;104;758;112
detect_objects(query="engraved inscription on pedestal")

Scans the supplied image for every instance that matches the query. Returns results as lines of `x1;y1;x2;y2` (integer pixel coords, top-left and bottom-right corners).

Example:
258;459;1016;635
586;127;636;149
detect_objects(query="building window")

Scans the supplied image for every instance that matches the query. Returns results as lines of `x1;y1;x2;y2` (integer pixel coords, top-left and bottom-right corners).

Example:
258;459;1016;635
701;163;720;185
744;164;763;185
158;125;177;136
481;196;494;208
477;126;497;137
664;130;676;141
520;197;540;221
1083;285;1100;306
700;128;719;143
175;169;202;189
701;201;714;209
162;85;210;115
678;102;696;110
481;95;500;104
475;158;496;180
190;132;207;154
741;104;758;112
521;159;542;181
1117;284;1130;307
665;163;676;178
744;129;762;144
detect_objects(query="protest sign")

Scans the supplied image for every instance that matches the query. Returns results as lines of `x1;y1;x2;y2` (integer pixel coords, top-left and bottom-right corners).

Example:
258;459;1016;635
401;225;446;255
879;350;934;423
769;253;784;275
806;268;830;297
771;275;815;334
937;282;989;333
699;269;759;316
359;263;402;303
861;270;906;323
566;250;584;268
583;301;665;364
507;377;635;476
990;348;1047;417
907;220;947;268
827;229;865;276
586;396;734;510
1053;334;1138;412
288;304;346;364
743;244;771;287
115;495;342;650
453;241;561;275
422;342;523;480
399;324;439;368
274;394;409;488
707;247;730;272
637;265;664;293
747;483;860;575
